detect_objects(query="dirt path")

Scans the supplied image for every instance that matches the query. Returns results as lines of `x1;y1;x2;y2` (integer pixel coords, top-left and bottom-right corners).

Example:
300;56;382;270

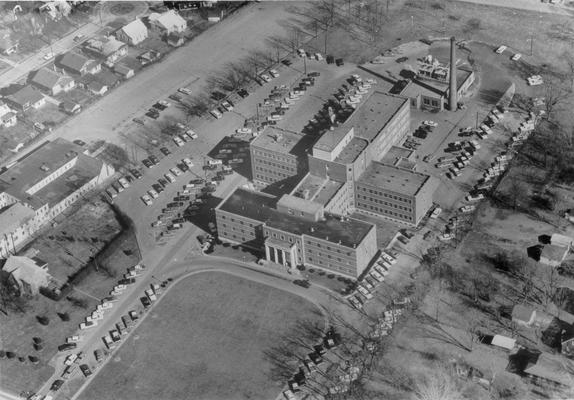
454;0;573;15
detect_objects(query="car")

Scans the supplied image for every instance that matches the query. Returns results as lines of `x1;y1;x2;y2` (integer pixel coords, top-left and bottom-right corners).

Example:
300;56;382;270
73;139;86;147
221;100;234;111
132;117;145;125
153;102;167;111
210;109;223;119
58;343;77;352
495;45;507;54
357;286;373;300
43;52;55;61
237;89;249;98
439;232;455;241
190;178;205;185
73;34;85;42
158;178;169;187
422;120;438;127
129;169;142;180
164;173;176;183
80;364;92;377
178;87;192;95
169;167;182;176
281;59;292;66
283;389;296;400
169;93;182;102
335;58;344;66
185;129;198;139
145;111;159;119
159;100;170;108
147;189;159;199
349;295;363;309
396;56;408;63
260;74;271;82
460;205;476;213
370;270;385;282
33;122;51;133
51;379;64;391
118;177;130;189
141;296;151;308
269;69;280;78
160;147;171;156
182;158;194;167
171;136;183;147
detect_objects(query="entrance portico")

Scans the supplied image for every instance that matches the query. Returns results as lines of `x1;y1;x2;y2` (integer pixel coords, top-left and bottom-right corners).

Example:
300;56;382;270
264;237;297;268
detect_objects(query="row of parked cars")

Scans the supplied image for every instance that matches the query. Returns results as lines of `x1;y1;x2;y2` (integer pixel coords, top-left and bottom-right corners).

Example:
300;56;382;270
348;251;397;309
141;157;195;206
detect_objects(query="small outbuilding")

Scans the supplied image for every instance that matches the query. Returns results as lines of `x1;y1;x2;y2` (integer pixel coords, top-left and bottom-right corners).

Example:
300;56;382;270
2;256;51;296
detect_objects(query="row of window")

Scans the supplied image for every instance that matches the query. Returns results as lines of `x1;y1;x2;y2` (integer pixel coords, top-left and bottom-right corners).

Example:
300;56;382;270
255;172;291;181
422;97;440;107
357;195;412;212
358;187;411;203
254;163;296;173
306;256;354;274
253;150;295;164
218;215;255;227
357;202;413;221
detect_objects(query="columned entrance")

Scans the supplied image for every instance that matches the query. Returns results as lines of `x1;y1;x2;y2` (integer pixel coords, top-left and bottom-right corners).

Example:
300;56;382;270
264;237;297;269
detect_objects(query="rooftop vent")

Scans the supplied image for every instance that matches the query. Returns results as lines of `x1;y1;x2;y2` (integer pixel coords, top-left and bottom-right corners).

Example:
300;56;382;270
40;164;50;172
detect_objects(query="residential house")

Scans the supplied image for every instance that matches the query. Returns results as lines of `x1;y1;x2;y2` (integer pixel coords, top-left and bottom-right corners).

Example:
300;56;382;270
2;255;51;296
30;68;75;96
86;80;108;96
524;352;573;389
0;102;17;128
540;244;569;267
5;86;46;111
512;305;537;327
551;233;574;249
115;19;148;46
39;1;72;20
137;50;161;66
561;329;574;358
166;32;185;47
84;36;128;65
207;9;222;22
57;52;101;76
114;64;134;79
512;305;554;328
0;32;18;55
148;10;187;35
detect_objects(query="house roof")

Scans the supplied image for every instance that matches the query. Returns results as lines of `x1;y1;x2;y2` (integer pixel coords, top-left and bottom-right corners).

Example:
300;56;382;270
512;304;535;323
119;19;147;39
3;256;50;287
114;64;133;75
491;335;516;350
86;36;126;56
87;80;107;91
358;162;431;196
31;68;73;90
551;233;574;248
6;86;45;107
541;244;569;262
524;353;573;387
149;10;187;30
58;52;92;72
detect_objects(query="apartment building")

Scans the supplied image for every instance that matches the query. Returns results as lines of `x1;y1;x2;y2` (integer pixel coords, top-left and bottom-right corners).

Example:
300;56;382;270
0;139;114;257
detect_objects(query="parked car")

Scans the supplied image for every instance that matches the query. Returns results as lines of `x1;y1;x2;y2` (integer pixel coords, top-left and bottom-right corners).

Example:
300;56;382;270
178;87;192;95
495;45;507;54
210;109;223;119
80;364;92;377
141;194;153;206
160;147;171;156
221;100;234;111
50;380;64;391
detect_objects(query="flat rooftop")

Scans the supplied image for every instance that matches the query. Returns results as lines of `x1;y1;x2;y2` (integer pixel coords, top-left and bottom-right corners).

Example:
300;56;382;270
334;137;368;164
417;67;473;95
0;139;84;205
251;126;317;157
313;91;408;153
291;174;344;207
0;203;35;237
358;162;430;196
218;188;374;249
34;155;102;208
381;146;414;165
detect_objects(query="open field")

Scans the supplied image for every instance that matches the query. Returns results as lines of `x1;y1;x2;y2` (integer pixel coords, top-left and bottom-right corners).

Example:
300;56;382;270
80;272;322;400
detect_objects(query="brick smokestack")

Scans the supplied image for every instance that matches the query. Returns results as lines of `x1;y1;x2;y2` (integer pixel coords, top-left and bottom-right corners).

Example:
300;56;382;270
449;36;457;111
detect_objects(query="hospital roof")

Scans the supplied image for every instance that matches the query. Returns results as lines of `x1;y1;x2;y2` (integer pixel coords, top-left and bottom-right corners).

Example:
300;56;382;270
251;126;316;156
0;203;35;237
313;91;408;153
218;188;374;249
358;162;430;196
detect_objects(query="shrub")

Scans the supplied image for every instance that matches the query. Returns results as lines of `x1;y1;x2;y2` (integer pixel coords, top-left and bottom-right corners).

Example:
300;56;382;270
18;357;25;363
33;343;44;352
32;337;43;344
0;351;5;358
327;274;335;279
6;352;15;359
57;312;70;322
29;356;39;364
309;269;315;273
36;315;49;326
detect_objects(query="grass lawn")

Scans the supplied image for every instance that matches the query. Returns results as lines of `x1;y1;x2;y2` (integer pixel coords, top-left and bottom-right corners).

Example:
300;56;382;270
81;272;323;400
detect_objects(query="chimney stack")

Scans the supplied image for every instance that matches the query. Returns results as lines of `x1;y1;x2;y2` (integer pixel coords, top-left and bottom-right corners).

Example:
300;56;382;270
449;36;457;111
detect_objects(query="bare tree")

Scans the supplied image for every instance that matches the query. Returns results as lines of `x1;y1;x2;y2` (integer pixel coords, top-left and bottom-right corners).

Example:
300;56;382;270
543;77;572;122
414;366;464;400
561;51;574;89
507;179;527;210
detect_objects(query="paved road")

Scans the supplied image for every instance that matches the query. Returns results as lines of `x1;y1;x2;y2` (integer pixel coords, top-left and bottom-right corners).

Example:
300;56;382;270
454;0;573;15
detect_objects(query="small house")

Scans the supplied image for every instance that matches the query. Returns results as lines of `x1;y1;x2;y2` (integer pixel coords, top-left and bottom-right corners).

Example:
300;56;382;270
148;10;187;35
2;255;51;296
84;36;128;65
512;305;537;327
540;244;569;267
59;101;81;115
5;86;46;111
57;52;101;76
115;19;148;46
0;102;16;128
30;68;76;95
166;32;185;47
86;80;108;96
114;64;134;79
0;34;18;55
524;353;573;389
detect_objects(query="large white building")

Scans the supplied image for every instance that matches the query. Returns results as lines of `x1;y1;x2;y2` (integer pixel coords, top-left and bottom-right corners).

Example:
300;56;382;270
0;139;114;258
